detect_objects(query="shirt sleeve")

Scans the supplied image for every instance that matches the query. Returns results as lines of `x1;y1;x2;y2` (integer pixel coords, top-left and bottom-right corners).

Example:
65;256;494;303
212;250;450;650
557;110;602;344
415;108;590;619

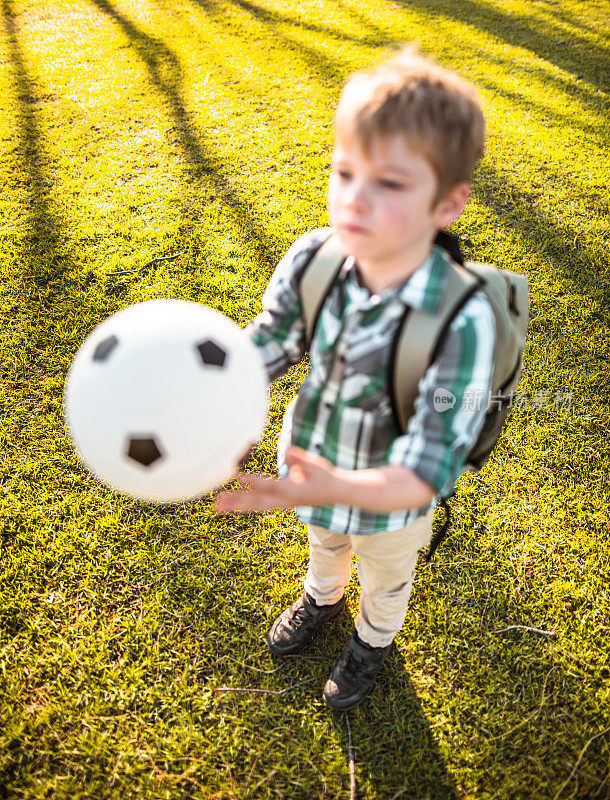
387;290;496;497
245;228;332;382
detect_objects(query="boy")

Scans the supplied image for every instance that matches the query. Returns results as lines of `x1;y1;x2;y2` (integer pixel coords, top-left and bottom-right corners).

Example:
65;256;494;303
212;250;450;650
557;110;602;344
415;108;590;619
216;46;496;711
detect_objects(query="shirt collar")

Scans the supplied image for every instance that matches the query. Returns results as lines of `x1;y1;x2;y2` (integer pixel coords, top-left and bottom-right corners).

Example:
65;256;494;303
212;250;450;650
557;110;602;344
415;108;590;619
340;246;450;313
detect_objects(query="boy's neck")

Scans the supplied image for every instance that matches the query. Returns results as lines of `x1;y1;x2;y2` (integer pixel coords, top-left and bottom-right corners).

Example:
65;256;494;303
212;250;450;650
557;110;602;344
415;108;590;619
355;239;435;295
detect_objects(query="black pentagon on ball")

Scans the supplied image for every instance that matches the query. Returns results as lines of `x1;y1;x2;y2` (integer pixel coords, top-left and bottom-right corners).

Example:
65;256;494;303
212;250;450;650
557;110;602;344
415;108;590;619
196;339;227;368
127;436;163;467
92;334;119;362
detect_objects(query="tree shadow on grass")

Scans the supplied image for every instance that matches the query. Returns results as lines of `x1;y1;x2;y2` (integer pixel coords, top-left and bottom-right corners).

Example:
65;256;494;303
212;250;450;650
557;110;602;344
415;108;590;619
1;2;132;345
473;158;610;314
89;0;289;270
475;67;607;151
370;0;608;139
92;0;610;319
184;0;368;46
541;1;610;45
446;31;608;151
224;0;399;49
0;2;180;561
0;0;93;395
186;0;353;84
1;0;64;283
213;0;608;122
389;0;609;95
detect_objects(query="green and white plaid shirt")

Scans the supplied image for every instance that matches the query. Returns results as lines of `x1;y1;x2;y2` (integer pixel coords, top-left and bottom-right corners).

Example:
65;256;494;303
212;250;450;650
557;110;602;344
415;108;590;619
248;228;496;535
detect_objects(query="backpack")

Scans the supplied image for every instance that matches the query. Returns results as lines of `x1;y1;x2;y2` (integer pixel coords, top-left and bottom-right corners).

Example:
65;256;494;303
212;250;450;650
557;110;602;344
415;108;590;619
298;230;529;559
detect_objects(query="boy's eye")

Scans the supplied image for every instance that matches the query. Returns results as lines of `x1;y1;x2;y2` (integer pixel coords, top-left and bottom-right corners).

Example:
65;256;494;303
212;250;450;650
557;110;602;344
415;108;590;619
336;169;352;180
379;179;405;190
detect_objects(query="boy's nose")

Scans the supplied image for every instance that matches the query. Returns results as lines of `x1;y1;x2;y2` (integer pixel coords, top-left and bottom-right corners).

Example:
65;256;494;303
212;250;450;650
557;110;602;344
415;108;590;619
345;182;369;210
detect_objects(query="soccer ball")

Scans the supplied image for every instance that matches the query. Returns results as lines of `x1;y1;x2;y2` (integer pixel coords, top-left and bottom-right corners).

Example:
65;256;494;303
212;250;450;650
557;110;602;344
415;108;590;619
63;299;268;503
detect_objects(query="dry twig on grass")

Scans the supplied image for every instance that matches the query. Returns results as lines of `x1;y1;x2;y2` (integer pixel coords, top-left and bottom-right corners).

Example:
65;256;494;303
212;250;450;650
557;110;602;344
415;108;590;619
494;625;557;639
107;250;185;276
345;712;356;800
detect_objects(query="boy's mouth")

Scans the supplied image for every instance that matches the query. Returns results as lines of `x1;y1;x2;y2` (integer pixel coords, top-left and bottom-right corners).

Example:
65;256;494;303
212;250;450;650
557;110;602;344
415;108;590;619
339;222;369;235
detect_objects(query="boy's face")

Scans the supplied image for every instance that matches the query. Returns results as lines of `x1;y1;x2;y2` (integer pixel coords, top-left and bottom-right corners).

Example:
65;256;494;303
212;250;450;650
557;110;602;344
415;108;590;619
328;133;466;273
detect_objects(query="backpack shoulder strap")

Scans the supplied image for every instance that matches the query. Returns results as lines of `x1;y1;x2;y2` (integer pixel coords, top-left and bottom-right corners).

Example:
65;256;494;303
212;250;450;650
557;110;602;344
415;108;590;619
299;233;347;347
392;261;483;434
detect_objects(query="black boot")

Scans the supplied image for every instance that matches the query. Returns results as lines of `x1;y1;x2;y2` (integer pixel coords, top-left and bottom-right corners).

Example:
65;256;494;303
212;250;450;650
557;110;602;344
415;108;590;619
323;631;392;710
267;593;345;656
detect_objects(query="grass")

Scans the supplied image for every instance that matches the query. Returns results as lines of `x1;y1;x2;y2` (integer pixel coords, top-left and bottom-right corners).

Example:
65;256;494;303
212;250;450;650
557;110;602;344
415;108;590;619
0;0;609;797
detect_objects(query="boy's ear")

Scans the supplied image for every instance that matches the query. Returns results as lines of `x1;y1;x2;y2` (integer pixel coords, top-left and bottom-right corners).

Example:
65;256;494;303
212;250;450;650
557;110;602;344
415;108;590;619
433;183;471;229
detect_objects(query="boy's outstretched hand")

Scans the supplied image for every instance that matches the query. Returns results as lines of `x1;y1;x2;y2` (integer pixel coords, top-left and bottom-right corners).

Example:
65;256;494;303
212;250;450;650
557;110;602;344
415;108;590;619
215;445;436;514
215;446;338;513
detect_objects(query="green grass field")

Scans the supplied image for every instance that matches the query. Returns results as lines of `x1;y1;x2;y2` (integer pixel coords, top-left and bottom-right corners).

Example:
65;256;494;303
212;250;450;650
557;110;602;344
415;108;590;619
1;0;609;797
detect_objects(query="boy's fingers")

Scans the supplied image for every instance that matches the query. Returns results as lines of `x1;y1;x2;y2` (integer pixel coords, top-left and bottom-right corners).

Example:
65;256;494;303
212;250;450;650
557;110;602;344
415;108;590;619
216;494;259;513
285;445;314;466
215;489;267;513
232;472;277;490
215;473;291;514
215;490;290;514
285;446;329;476
215;493;237;513
288;463;307;484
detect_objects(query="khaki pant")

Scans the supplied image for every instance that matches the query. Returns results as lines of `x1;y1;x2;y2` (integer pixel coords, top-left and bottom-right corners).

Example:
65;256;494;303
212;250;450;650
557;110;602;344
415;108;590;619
303;509;435;648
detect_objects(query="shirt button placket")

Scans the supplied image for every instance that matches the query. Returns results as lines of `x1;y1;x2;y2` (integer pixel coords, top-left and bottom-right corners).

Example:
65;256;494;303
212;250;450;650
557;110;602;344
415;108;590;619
312;302;367;457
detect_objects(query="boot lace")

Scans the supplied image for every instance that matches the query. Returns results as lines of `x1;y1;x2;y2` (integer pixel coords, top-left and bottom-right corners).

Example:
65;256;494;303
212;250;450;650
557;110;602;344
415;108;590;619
287;602;315;630
341;647;370;685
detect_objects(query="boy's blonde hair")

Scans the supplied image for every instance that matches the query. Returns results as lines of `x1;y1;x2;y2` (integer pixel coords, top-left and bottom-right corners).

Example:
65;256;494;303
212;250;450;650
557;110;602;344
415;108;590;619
334;46;485;202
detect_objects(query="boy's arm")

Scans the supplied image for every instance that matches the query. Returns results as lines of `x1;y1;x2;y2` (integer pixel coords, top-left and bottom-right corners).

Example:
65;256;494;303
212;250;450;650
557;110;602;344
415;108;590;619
216;446;435;513
247;229;331;381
